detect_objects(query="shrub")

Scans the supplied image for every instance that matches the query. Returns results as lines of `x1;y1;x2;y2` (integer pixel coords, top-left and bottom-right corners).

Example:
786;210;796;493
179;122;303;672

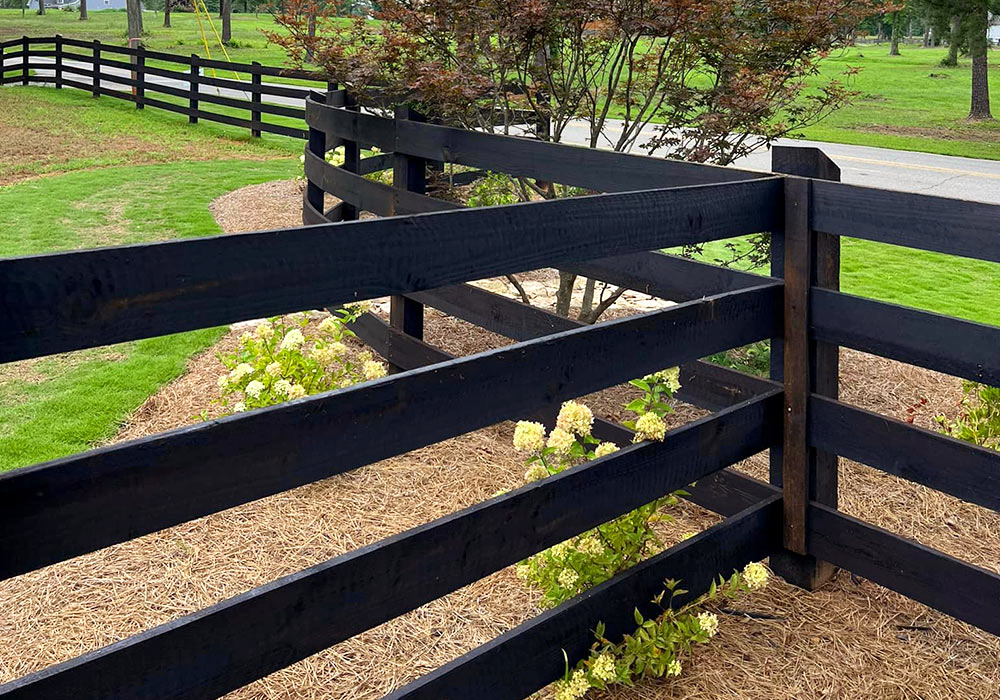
937;381;1000;450
554;563;770;698
298;146;392;185
513;369;683;608
215;305;385;415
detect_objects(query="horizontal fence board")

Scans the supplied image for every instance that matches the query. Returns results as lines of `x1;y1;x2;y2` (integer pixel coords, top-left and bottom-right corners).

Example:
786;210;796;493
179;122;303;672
140;80;305;120
0;178;782;361
0;285;780;580
809;395;1000;512
0;396;778;699
809;503;1000;636
407;280;778;411
304;151;459;216
811;289;1000;386
811;180;1000;263
388;495;782;700
570;251;773;303
305;97;763;191
352;311;780;518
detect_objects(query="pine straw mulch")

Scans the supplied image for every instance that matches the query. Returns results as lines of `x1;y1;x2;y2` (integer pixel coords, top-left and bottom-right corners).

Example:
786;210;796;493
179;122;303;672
1;180;998;700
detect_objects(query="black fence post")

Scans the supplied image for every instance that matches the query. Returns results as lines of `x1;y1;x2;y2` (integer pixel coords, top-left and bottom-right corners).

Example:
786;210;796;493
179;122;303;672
770;146;842;590
135;44;145;109
188;54;199;124
91;39;100;97
340;91;360;221
251;62;261;137
21;36;28;86
389;105;426;344
305;116;326;218
54;34;62;89
0;41;5;86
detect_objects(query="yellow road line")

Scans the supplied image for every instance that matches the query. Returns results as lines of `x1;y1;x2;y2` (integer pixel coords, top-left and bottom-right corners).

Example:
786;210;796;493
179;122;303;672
836;154;1000;180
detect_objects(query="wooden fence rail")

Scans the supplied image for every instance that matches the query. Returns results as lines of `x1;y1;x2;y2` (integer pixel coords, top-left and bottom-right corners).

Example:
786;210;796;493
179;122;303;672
0;35;329;140
0;84;998;700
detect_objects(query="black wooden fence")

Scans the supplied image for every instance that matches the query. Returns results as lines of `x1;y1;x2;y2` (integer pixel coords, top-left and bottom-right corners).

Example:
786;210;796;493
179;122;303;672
0;89;997;699
0;35;329;139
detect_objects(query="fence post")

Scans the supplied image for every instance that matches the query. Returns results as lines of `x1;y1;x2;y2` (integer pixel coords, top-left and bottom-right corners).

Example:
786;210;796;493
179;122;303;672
54;34;62;89
134;44;145;109
388;105;426;344
188;54;199;124
770;146;841;590
305;112;326;218
340;91;360;221
22;36;28;86
250;62;261;137
91;39;100;97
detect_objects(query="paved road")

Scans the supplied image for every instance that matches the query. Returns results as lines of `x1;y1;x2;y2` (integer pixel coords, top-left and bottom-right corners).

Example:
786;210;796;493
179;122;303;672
12;57;1000;204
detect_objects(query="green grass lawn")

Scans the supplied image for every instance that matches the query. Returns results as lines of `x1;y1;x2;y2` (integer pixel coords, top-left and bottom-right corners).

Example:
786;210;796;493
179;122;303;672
0;90;301;470
684;236;1000;328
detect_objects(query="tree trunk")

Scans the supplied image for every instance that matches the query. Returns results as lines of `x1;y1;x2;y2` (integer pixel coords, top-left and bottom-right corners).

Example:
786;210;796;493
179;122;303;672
36;0;43;15
126;0;143;41
923;27;931;47
555;273;576;317
163;0;170;27
889;12;901;55
942;16;960;67
221;0;232;44
305;12;316;60
968;4;992;120
79;0;87;20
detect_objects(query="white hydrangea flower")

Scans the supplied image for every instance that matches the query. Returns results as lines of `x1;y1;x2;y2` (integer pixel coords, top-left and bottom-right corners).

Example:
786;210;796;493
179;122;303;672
594;442;619;458
550;542;571;560
217;374;228;390
288;384;307;399
317;317;339;335
591;652;617;682
513;421;546;452
255;321;274;339
239;331;254;345
228;363;253;382
524;464;549;483
273;379;292;396
742;561;769;590
558;568;579;589
265;361;282;377
697;611;719;637
279;329;305;351
554;669;590;700
233;401;246;413
515;563;531;581
666;658;682;677
556;400;594;437
547;427;576;454
362;360;387;380
633;413;666;443
576;535;604;557
244;380;265;399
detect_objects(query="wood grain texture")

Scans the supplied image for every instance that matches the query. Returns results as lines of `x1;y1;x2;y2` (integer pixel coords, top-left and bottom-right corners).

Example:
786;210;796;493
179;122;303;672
0;284;780;580
811;180;1000;263
386;496;783;700
809;503;1000;636
809;395;1000;512
0;178;781;362
0;397;779;700
811;289;1000;387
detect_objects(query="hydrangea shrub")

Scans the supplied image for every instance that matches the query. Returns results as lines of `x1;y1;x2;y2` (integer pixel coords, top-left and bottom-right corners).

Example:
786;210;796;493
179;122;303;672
937;381;1000;451
215;305;386;414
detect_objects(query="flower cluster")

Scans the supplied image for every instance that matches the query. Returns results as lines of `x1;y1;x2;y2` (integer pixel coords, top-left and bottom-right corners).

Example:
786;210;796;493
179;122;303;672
298;146;392;185
512;399;680;608
215;305;386;415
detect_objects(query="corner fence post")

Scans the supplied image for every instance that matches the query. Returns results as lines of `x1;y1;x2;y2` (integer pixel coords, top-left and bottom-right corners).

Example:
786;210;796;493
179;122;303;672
389;105;426;344
250;62;261;137
91;39;100;97
770;146;841;590
54;34;62;89
22;35;28;86
188;54;199;124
